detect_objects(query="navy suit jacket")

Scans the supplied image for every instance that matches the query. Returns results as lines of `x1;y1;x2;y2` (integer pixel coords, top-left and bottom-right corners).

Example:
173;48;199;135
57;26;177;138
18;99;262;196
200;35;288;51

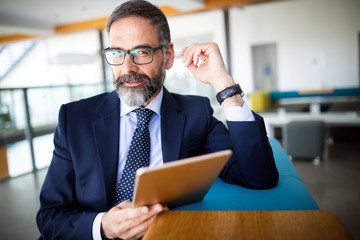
37;88;278;239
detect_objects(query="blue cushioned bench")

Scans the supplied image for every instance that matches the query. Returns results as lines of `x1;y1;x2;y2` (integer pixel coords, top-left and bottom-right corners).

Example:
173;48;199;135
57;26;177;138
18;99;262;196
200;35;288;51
270;87;360;101
176;138;319;210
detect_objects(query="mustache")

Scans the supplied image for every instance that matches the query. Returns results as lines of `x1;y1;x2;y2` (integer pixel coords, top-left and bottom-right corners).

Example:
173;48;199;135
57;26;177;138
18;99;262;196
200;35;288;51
117;73;151;83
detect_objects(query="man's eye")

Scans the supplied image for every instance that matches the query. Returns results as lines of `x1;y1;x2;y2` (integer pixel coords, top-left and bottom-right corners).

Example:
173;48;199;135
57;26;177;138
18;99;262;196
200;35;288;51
112;51;124;56
132;49;150;56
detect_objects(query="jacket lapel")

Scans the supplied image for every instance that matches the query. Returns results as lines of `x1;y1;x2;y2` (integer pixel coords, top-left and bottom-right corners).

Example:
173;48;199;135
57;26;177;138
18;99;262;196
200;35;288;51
161;88;185;163
92;91;120;209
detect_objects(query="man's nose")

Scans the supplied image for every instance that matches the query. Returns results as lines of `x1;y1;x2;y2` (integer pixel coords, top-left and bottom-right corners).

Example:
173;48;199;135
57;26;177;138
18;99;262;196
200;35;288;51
121;54;139;74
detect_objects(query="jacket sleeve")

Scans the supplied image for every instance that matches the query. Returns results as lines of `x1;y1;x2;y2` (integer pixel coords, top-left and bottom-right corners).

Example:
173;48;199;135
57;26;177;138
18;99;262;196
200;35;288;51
195;96;278;189
36;105;98;240
218;112;279;189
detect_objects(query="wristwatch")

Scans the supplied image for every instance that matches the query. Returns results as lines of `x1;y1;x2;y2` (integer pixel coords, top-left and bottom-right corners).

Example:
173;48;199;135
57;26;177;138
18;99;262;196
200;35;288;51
216;83;244;105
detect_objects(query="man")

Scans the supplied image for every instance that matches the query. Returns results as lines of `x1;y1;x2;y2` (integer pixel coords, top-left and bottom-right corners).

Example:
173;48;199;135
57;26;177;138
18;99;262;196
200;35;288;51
37;0;278;239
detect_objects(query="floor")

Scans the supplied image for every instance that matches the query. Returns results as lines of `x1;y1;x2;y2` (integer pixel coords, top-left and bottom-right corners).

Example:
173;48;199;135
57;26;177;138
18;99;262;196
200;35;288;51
292;141;360;240
0;141;359;240
0;169;45;239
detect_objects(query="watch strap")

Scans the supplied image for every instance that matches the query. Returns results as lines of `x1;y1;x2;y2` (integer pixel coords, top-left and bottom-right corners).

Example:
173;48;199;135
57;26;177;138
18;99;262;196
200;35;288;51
216;83;244;105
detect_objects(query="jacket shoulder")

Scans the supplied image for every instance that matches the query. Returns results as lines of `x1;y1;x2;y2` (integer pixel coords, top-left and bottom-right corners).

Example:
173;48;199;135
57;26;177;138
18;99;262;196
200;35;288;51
65;91;112;107
63;91;118;114
168;91;211;109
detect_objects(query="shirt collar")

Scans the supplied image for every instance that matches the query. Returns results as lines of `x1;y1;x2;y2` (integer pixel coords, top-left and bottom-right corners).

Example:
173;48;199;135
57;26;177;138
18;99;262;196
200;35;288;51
120;87;163;117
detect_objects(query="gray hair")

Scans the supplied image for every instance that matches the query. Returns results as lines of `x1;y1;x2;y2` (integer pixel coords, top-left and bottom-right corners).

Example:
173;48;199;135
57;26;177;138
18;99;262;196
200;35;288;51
107;0;171;47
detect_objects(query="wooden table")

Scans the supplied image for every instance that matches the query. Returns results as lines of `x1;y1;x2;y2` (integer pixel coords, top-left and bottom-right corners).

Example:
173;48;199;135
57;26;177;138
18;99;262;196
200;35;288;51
143;210;351;240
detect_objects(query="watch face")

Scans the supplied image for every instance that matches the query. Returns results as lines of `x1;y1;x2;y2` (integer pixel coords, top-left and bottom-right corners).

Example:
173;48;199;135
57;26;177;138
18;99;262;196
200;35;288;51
216;84;243;104
220;87;236;99
220;91;228;98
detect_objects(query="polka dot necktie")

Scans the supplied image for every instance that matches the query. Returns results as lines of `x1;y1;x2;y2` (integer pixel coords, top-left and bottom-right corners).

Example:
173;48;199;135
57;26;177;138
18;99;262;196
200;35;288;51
114;108;154;205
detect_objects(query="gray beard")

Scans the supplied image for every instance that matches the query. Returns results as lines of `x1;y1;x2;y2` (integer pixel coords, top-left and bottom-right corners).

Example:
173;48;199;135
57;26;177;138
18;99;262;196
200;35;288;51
113;66;166;106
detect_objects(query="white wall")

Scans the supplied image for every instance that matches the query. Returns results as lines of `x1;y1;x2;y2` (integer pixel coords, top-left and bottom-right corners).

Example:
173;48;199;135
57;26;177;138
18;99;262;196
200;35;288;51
166;10;228;121
0;30;103;88
230;0;360;92
0;40;51;88
168;9;227;69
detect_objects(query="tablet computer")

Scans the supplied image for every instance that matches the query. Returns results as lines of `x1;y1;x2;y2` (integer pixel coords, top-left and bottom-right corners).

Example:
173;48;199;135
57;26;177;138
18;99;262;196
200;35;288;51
132;149;232;208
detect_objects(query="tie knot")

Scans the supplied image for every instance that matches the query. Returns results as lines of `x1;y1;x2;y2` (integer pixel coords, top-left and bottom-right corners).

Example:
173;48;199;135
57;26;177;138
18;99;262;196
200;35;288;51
133;108;154;127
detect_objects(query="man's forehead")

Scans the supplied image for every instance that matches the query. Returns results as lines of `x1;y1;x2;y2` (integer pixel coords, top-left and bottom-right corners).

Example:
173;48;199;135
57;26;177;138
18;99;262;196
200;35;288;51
109;16;159;48
109;16;155;34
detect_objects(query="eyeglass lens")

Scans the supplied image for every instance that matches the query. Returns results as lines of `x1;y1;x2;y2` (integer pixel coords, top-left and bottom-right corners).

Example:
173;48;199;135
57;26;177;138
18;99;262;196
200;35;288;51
105;48;154;65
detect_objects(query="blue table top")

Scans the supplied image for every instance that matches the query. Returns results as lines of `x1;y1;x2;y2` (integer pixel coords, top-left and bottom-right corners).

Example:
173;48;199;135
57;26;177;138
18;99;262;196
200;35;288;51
175;138;319;210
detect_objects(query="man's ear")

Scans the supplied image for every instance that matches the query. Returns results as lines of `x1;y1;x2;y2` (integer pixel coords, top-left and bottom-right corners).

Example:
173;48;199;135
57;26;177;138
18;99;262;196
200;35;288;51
165;43;175;70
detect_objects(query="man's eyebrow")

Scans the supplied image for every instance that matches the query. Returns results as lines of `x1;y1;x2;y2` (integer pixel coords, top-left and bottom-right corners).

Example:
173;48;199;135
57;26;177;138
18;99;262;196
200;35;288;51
110;44;154;50
132;44;153;49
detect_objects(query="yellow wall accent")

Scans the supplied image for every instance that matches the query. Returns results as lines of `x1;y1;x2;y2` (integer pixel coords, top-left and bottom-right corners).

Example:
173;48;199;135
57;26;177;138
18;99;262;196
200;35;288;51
0;34;38;44
205;0;274;8
160;6;183;16
55;6;183;33
0;146;9;180
55;17;109;33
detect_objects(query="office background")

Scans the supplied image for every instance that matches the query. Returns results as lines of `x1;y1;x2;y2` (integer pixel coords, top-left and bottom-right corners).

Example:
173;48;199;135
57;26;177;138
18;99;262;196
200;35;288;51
0;0;359;239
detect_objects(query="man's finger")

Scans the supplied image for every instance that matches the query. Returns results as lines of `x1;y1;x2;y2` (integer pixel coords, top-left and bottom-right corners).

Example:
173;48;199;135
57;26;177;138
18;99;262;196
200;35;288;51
118;210;160;240
113;206;149;223
117;200;132;209
113;205;163;239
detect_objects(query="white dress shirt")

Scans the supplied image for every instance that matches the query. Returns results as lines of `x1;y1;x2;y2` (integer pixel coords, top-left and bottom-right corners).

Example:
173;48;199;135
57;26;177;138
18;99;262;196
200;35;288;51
92;87;255;239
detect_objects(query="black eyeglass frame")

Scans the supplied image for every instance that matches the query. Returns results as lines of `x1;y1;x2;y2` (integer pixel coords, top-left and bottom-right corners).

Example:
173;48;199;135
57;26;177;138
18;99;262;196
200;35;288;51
102;45;164;65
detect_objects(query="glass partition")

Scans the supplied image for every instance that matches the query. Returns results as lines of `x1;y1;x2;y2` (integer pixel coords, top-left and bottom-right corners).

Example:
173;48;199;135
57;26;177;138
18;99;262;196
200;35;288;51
0;84;106;178
0;89;32;177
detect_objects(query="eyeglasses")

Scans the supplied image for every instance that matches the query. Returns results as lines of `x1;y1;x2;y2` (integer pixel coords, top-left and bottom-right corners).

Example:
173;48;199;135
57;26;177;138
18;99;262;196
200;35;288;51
102;45;163;65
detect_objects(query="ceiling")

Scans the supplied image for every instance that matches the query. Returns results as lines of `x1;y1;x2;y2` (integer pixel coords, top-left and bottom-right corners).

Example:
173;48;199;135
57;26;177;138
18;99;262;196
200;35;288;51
0;0;277;44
